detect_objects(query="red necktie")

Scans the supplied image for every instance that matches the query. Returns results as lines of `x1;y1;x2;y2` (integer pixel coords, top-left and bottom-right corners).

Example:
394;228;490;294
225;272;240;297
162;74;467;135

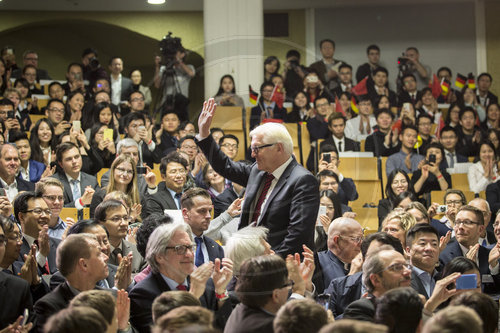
176;284;187;291
252;173;274;223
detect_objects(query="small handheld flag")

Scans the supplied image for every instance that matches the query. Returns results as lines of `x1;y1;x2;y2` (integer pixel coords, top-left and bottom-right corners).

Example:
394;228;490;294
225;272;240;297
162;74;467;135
249;85;258;105
351;76;368;96
350;96;359;114
441;78;450;96
270;85;284;109
467;73;476;90
455;73;466;89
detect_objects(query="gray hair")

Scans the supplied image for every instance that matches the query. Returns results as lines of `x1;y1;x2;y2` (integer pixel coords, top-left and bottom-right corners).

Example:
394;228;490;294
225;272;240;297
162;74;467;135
249;123;293;156
146;223;193;273
225;226;269;274
116;138;139;155
362;246;395;294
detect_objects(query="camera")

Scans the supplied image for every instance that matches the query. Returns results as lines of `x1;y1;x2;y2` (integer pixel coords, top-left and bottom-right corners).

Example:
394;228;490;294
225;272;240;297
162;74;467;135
136;166;147;175
323;153;331;163
159;32;185;68
428;154;436;164
89;57;100;71
397;54;410;75
438;205;447;213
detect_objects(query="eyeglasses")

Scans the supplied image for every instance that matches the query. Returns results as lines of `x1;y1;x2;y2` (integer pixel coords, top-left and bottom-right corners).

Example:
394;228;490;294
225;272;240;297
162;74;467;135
43;195;64;202
378;262;412;274
220;143;238;150
338;235;364;244
166;244;196;255
0;235;6;246
106;215;132;224
167;169;187;176
251;143;276;154
181;145;198;150
281;280;295;289
446;200;463;206
131;98;145;102
26;208;52;216
7;232;22;242
115;168;134;176
455;219;481;227
48;108;64;114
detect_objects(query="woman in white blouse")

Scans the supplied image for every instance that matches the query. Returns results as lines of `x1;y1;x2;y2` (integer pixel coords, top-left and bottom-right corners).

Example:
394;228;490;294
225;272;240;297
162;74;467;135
468;141;499;193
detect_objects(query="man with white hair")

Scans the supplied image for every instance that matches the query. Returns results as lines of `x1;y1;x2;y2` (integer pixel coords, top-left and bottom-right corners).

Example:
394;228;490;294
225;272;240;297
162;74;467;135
469;198;496;246
317;217;363;291
196;98;319;257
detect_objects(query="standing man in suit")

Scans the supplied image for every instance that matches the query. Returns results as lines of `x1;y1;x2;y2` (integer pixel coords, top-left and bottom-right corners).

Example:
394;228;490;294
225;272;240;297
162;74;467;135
320;112;360;153
308;39;344;92
406;224;440;300
33;233;109;333
439;126;468;169
94;199;144;273
123;112;162;168
196;98;319;257
144;152;189;216
476;73;499;107
316;217;363;292
11;50;51;80
439;205;500;295
181;188;224;266
13;191;60;275
356;45;381;84
109;56;133;108
0;143;34;202
51;142;98;210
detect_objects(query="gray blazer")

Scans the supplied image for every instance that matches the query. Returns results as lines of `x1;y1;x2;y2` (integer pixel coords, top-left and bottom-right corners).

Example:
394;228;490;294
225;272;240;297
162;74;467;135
109;239;145;273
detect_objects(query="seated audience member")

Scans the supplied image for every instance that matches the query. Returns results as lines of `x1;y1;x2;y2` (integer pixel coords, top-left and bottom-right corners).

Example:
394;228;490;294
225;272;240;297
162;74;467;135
415;114;435;155
308;39;343;92
129;223;233;332
439;126;468;169
325;232;404;318
476;72;499;107
45;98;72;136
0;142;35;201
436;67;458;104
405;201;451;238
10;131;48;183
468;140;499;194
332;63;353;97
374;287;423;333
462;85;487;121
434;189;467;232
155;110;180;157
450;291;498;333
178;121;196;138
14;191;60;274
486;182;500;224
411;142;451;197
177;135;198;171
64;90;85;123
397;74;421;107
144;152;189;215
344;96;377;142
263;55;280;82
317;169;355;214
94;199;144;272
468;198;496;246
122;112;161;168
319;320;388;333
202;164;228;200
11;50;50;80
444;102;462;128
0;98;19;139
44;306;108;333
13;78;37;123
381;210;416;250
152;291;200;324
315;189;343;251
316;217;363;292
378;169;415;227
51;142;98;210
30;118;56;166
213;74;244;107
487;128;500;154
181;188;224;266
273;299;329;333
456;107;481;157
321;111;360;153
439;205;500;294
422;306;483;333
386;125;424;176
90;154;146;220
4;86;31;133
365;109;399;157
406;224;440;299
36;178;69;240
367;67;397;106
417;88;441;123
62;62;85;96
441;257;481;296
210;128;224;144
219;134;239;161
286;91;312;123
153;306;214;333
356;44;381;83
480;103;500;132
126;90;147;116
249;81;286;130
391;191;418;210
33;234;109;332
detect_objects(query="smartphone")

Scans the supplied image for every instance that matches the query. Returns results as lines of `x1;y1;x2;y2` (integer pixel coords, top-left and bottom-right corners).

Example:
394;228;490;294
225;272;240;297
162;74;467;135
136;166;147;175
402;102;411;113
138;125;146;132
0;188;6;197
6;49;13;55
456;274;477;290
428;154;436;164
7;111;14;119
317;205;327;226
103;128;114;142
74;72;82;81
437;205;447;213
72;120;81;132
21;308;29;326
323;153;331;163
316;294;331;310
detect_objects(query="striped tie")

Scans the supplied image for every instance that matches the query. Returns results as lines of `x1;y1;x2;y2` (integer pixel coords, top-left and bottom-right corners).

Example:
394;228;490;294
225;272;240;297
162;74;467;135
252;173;274;223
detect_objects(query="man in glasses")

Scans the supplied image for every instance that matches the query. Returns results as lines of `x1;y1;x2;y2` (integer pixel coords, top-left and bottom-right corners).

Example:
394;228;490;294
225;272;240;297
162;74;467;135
316;217;363;292
13;191;60;275
35;178;69;240
95;199;144;273
439;205;500;295
129;223;233;332
196;98;319;258
44;99;71;136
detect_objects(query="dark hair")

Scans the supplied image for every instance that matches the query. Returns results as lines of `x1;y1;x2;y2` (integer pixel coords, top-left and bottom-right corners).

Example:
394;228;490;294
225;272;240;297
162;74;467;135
319;190;342;221
444;102;463;125
314;96;330;108
152;291;201;323
360;232;405;259
30;118;56;164
108;56;121;66
264;56;280;76
82;48;98;58
160;151;189;176
385;169;415;205
319;144;338;155
67;219;109;237
178;121;194;132
128;90;144;102
441;257;480;282
14;77;29;89
123;111;145;129
317;169;339;185
375;108;394;120
366;44;380;53
478;72;493;82
64;90;85;121
437;67;452;77
427;142;445;159
459;106;477;120
319;39;335;49
94;199;127;223
219;134;239;146
181;187;211;210
89;122;117;150
46;98;65;111
215;74;236;96
66;62;83;73
444;189;467;205
0;98;14;108
450;291;498;333
394;191;417;208
406;224;439;248
291;91;311;113
258;81;274;103
420;87;433;99
13;191;40;223
372;67;388;77
86;101;111;129
327;112;346;127
56;142;79;163
286;49;301;59
338;63;352;72
401;124;418;136
477;140;497;161
401;73;416;83
236;255;288;308
136;213;173;258
48;81;64;92
417;114;433;127
440;125;458;138
177;135;196;149
210;127;224;135
375;287;423;333
9;130;28;143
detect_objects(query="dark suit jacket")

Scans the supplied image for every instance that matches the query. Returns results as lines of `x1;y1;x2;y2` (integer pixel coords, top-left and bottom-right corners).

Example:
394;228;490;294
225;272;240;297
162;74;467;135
224;303;274;333
6;261;50;303
213;186;238;218
343;296;377;322
476;90;499;106
19;236;60;275
129;271;232;333
487;182;500;225
197;135;319;257
320;135;360;152
249;104;287;131
144;182;179;216
411;268;433;299
439;152;468;169
430;219;452;238
325;272;362;318
439;239;500;294
365;131;399;157
339;177;358;205
51;171;99;207
0;271;32;329
49;263;117;290
33;281;76;333
0;176;35;192
398;91;422;107
11;68;51;80
317;250;348;291
203;235;225;263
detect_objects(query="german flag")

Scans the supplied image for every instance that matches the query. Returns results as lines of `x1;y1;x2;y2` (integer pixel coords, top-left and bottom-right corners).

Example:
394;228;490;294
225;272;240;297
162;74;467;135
467;73;476;90
249;85;258;105
350;96;359;114
455;73;466;89
441;79;450;96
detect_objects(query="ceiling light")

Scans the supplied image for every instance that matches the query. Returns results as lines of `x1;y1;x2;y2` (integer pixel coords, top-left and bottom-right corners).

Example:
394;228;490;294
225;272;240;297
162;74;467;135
148;0;165;4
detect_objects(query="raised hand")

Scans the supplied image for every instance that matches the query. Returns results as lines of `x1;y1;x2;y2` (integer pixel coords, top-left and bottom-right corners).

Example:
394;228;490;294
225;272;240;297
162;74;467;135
115;289;131;331
212;258;233;295
115;252;133;290
38;225;50;257
144;165;157;188
189;262;213;298
198;98;217;139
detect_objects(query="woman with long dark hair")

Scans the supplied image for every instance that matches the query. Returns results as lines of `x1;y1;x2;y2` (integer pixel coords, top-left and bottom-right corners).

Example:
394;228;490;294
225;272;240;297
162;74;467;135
264;56;280;82
64;90;85;122
213;74;244;107
88;122;117;169
378;169;416;227
315;189;343;251
285;91;312;123
30;118;56;165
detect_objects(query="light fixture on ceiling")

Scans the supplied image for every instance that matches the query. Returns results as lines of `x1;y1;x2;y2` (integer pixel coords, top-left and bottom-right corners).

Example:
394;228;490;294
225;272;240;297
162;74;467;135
148;0;166;4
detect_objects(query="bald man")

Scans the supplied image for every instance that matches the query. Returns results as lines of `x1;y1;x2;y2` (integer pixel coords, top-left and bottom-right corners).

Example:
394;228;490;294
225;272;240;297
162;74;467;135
316;217;363;291
469;198;496;246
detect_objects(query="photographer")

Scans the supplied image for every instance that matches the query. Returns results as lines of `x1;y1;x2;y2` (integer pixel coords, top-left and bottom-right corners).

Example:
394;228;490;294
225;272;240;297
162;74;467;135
81;47;110;89
283;49;307;101
411;142;451;198
400;47;431;90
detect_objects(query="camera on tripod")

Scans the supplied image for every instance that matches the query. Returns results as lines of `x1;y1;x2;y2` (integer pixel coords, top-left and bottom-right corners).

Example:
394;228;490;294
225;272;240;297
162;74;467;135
159;32;185;69
397;54;410;75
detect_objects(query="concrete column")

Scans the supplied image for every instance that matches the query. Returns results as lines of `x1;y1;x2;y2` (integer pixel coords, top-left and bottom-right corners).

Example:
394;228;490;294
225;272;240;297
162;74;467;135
203;0;264;106
475;0;487;73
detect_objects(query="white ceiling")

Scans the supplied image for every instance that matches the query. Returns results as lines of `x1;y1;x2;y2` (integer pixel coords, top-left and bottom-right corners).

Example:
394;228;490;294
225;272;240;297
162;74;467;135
0;0;473;12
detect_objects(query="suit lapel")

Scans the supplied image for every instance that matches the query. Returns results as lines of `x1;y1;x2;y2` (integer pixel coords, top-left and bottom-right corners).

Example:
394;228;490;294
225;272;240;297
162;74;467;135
260;160;296;219
240;170;266;226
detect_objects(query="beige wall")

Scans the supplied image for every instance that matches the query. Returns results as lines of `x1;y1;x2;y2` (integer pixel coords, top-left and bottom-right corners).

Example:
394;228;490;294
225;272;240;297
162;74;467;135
485;1;500;96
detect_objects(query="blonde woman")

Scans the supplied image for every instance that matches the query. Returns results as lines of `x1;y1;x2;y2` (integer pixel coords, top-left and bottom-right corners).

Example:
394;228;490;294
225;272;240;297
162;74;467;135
381;210;416;251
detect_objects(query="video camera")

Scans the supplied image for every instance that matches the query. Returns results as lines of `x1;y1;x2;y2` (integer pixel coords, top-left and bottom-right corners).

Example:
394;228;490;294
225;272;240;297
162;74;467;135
159;32;185;68
397;53;411;75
